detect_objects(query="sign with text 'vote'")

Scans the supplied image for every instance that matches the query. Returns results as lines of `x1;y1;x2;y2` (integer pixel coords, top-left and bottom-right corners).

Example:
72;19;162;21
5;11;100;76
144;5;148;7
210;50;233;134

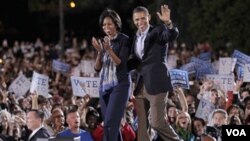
206;74;234;93
30;71;49;97
71;76;100;97
195;98;215;122
219;57;237;75
243;64;250;82
8;74;31;96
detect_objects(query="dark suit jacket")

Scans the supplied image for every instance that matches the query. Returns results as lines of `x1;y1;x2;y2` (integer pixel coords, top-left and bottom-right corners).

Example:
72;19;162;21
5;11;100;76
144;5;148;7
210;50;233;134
28;127;50;141
128;24;179;95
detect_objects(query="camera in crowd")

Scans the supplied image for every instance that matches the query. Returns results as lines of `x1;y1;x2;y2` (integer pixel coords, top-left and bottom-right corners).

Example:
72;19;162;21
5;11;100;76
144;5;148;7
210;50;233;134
229;115;237;125
206;126;221;140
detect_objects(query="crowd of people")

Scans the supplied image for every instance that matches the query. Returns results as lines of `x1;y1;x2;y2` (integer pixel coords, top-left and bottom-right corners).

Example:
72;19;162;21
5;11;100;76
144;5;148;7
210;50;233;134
0;4;250;141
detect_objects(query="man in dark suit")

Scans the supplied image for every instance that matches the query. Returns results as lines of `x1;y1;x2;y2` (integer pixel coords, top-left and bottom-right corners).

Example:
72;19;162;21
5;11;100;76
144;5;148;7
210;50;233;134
26;109;50;141
128;5;181;141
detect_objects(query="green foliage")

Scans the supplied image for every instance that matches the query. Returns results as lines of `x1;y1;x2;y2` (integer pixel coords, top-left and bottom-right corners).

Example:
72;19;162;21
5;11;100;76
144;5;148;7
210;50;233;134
25;0;250;53
28;0;58;13
188;0;250;53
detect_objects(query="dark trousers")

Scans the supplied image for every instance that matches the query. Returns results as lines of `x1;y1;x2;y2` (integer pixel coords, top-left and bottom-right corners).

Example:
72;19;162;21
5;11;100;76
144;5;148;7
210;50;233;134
99;82;130;141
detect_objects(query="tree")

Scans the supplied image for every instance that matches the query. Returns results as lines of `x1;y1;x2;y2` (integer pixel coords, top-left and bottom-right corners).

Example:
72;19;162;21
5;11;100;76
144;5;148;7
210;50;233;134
188;0;250;53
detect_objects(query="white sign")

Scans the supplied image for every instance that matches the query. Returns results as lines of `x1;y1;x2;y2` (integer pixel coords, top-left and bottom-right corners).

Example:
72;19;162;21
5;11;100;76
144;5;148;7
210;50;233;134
206;74;234;93
167;54;178;69
195;98;215;122
8;74;31;96
243;64;250;82
219;57;237;75
71;76;100;97
30;72;49;97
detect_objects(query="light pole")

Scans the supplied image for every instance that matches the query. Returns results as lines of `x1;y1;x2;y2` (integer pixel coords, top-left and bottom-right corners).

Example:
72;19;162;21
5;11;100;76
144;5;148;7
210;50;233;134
59;0;64;47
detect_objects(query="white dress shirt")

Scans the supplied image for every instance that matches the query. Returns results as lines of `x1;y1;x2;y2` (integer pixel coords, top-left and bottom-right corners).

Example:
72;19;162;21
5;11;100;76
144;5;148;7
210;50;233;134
135;26;150;59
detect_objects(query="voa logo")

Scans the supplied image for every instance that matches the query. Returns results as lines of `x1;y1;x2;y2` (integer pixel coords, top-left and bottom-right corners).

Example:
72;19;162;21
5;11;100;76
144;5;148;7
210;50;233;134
226;129;246;136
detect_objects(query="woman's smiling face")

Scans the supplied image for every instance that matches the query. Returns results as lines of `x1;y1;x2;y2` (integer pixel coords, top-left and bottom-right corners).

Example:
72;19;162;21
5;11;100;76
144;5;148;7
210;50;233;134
102;17;118;38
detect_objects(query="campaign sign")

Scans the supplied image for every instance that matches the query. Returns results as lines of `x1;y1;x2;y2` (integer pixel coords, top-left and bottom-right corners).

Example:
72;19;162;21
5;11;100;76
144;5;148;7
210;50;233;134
236;66;244;80
232;50;250;67
243;64;250;82
52;60;71;74
191;57;216;79
8;74;31;96
169;69;189;89
197;51;211;62
195;98;215;122
30;72;49;97
206;74;234;92
179;62;196;74
191;57;207;66
219;57;237;75
71;76;100;97
195;63;216;81
222;125;250;141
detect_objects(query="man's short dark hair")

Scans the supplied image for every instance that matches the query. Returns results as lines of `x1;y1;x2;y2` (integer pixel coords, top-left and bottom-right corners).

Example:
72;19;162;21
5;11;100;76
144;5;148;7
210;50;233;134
132;6;149;16
29;109;45;121
66;105;78;116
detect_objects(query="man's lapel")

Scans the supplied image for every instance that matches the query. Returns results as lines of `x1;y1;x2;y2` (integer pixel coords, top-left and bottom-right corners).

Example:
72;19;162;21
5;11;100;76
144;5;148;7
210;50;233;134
142;26;153;60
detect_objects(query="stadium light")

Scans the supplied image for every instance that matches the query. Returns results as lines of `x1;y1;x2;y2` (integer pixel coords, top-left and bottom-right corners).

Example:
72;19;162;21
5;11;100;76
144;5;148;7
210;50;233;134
69;1;76;8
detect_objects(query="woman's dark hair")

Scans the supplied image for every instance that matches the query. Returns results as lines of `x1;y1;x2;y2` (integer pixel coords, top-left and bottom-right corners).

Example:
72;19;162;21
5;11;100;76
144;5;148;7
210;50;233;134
226;104;240;114
86;106;100;119
192;117;206;136
99;9;122;32
192;117;206;126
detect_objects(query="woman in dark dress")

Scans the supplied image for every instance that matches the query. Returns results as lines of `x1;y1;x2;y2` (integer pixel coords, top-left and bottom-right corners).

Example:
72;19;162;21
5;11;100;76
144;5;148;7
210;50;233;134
91;9;130;141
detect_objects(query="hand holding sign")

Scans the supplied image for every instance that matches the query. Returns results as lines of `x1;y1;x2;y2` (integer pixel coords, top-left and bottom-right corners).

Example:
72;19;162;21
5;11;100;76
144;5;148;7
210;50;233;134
173;87;183;95
31;90;39;101
174;87;188;112
233;79;243;92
